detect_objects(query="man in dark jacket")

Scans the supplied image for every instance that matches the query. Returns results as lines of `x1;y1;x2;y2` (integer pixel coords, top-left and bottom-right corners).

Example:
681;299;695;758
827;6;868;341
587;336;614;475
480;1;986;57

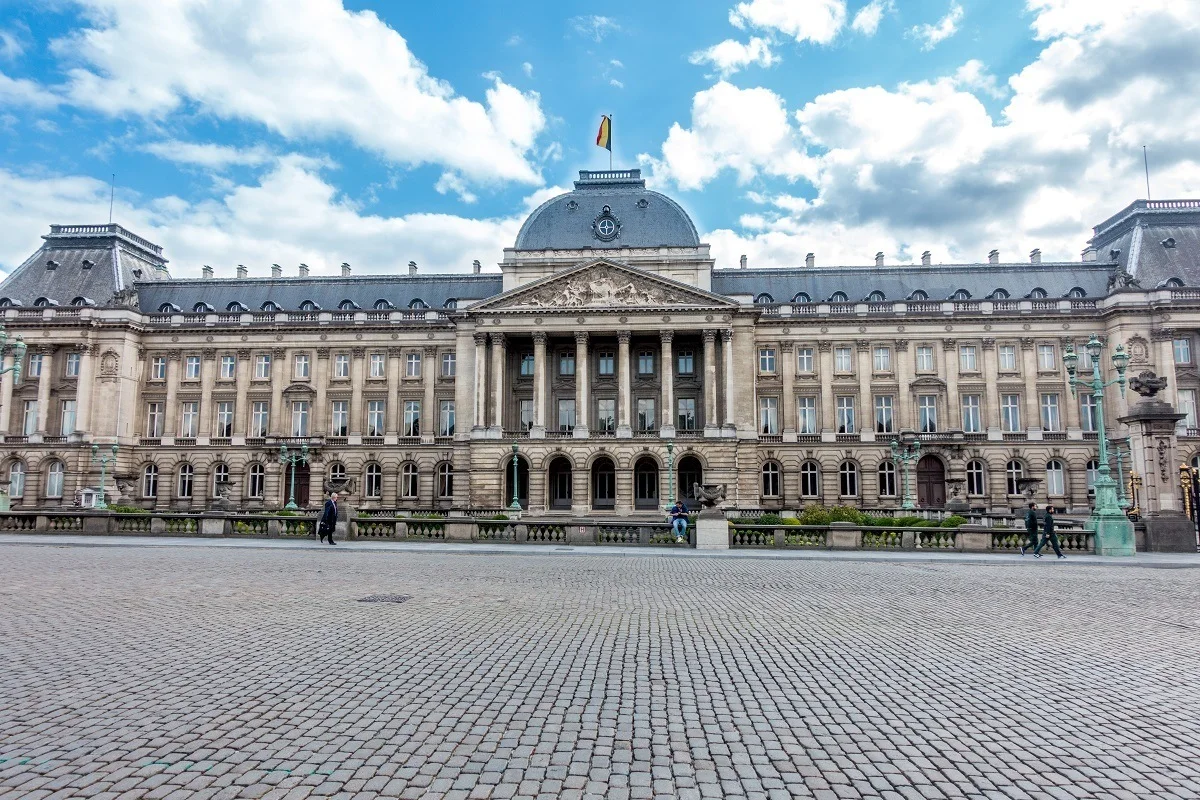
1034;505;1065;558
1021;502;1039;555
318;492;338;545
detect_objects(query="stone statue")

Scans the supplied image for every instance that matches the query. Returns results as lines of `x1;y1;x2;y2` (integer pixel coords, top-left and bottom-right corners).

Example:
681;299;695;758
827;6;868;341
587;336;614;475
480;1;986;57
692;483;726;510
114;475;137;504
1129;370;1168;398
210;481;235;512
1107;269;1141;292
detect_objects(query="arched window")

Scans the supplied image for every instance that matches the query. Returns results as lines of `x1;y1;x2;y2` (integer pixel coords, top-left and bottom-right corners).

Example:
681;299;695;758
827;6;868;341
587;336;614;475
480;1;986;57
226;301;247;312
142;464;159;498
328;462;347;484
966;459;986;496
158;303;177;313
365;464;382;498
192;302;212;313
800;461;820;498
1045;460;1065;496
401;463;419;499
829;291;848;302
8;461;25;498
338;300;359;311
950;289;971;300
374;299;393;310
908;290;929;301
212;463;229;495
988;289;1010;300
867;291;886;302
247;463;265;499
44;461;64;498
839;462;859;497
1164;277;1185;288
0;298;15;308
408;299;428;309
791;292;811;303
754;293;774;305
33;297;56;307
299;300;319;311
70;296;94;307
437;463;454;498
261;301;280;312
1086;459;1099;493
1066;287;1086;298
177;463;194;498
443;298;458;309
877;461;896;497
1028;287;1048;299
761;462;780;497
1006;460;1024;495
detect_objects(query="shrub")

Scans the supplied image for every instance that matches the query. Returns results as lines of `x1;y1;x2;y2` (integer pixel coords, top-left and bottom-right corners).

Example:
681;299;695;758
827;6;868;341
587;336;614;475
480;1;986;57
106;504;149;514
780;517;801;526
756;513;784;526
861;515;893;527
275;509;298;517
941;515;969;528
488;513;510;521
827;505;865;524
798;504;831;526
894;516;924;528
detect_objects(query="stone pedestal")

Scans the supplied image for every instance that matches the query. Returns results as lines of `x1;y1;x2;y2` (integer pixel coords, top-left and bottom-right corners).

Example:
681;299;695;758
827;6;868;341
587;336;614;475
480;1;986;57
335;498;355;541
695;511;728;550
199;516;230;537
957;524;991;552
1142;512;1197;552
828;522;861;549
1090;513;1136;556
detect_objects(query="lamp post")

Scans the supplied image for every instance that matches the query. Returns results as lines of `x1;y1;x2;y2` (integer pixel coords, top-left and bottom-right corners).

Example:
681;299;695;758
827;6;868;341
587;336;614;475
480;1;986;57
665;440;675;510
90;444;118;510
1064;334;1133;555
890;436;921;510
1113;442;1130;510
508;441;523;513
0;325;27;384
278;444;309;511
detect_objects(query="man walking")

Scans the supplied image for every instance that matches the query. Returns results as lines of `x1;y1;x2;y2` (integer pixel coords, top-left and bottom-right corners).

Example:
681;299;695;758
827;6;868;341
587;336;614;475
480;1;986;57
668;498;689;544
1034;505;1065;559
317;491;338;545
1021;502;1039;556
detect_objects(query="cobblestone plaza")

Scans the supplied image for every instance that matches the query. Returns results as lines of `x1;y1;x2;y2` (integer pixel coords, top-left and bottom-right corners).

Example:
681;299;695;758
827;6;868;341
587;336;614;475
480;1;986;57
2;543;1199;800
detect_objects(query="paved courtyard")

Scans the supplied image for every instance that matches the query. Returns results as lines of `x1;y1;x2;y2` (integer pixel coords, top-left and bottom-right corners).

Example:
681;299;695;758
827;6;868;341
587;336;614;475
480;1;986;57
2;542;1199;800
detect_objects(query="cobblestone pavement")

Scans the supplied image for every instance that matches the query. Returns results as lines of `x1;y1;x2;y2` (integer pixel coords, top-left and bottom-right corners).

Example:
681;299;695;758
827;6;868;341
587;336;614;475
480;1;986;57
2;544;1199;800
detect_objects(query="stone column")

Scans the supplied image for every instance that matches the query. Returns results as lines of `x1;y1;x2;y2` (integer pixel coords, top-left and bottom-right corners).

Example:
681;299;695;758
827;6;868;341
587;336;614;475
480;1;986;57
74;344;97;436
703;330;718;436
349;347;365;436
781;341;796;437
199;348;217;438
472;333;487;431
163;350;180;438
314;348;330;435
659;331;675;436
531;332;547;437
0;351;13;434
943;338;960;431
1061;337;1081;431
269;348;286;435
386;348;401;435
894;339;910;433
818;341;834;439
233;349;251;439
617;331;632;438
33;347;54;436
490;333;506;433
1020;338;1040;436
574;332;589;437
423;345;437;440
722;329;735;430
981;339;1001;437
856;340;873;441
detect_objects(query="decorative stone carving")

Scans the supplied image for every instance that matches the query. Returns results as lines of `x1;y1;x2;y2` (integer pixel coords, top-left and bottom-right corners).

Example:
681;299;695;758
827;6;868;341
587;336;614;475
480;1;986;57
351;347;366;358
659;330;673;343
693;483;726;509
1127;335;1150;364
1107;269;1141;292
856;339;870;352
531;331;548;345
99;350;120;377
894;339;909;351
981;338;995;350
817;341;831;352
1130;371;1168;398
1019;337;1035;351
473;333;487;347
721;330;733;343
316;348;331;358
507;264;708;309
701;330;715;344
1150;328;1176;342
202;348;216;360
942;338;957;351
236;348;251;359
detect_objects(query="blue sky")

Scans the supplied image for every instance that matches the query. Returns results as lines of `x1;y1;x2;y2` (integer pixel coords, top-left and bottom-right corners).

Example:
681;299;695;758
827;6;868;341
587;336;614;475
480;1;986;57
1;0;1197;276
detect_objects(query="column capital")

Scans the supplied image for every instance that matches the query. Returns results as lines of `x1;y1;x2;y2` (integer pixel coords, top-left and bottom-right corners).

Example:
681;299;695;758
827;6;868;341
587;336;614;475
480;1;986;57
575;331;589;346
202;348;217;360
659;330;674;343
532;331;548;346
489;332;506;347
702;330;716;344
316;347;331;359
894;339;909;351
166;349;182;361
351;347;366;358
387;346;403;357
618;331;632;344
721;329;733;343
856;339;871;352
236;348;251;359
779;341;794;353
981;338;995;350
473;332;488;347
1019;337;1036;351
817;340;832;353
423;345;438;358
273;347;286;359
942;338;957;352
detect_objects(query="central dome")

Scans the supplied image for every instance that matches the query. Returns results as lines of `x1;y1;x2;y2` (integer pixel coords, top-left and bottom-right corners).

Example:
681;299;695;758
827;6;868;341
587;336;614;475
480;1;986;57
514;169;701;250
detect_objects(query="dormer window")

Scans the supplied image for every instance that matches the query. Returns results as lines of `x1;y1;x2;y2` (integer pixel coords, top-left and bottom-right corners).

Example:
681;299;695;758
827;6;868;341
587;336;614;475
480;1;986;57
791;292;810;303
408;299;428;309
374;299;394;310
829;292;848;303
0;298;17;308
71;297;94;307
1027;287;1047;299
950;289;971;301
908;290;929;301
193;302;213;313
226;301;247;312
753;293;774;305
299;300;319;312
987;289;1010;300
1163;277;1184;289
46;260;58;270
81;259;94;270
261;301;280;312
443;298;458;309
866;291;886;302
1066;287;1086;299
339;300;359;311
158;303;177;313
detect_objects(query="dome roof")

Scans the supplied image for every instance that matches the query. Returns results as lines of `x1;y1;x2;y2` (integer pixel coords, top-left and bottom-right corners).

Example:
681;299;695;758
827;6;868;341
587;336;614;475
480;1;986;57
514;170;700;250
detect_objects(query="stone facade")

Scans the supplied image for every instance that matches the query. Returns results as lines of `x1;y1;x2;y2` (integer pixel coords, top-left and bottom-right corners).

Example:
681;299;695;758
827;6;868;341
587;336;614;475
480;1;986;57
2;176;1200;517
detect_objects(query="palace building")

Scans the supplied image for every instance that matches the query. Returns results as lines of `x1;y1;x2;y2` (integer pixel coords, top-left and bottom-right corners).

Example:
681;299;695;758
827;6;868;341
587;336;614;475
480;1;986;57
1;170;1199;515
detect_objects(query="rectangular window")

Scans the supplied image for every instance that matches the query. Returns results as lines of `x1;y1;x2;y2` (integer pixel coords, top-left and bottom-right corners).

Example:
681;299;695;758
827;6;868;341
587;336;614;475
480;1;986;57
441;352;456;377
145;402;163;437
334;353;350;378
370;353;385;378
330;401;349;436
798;397;817;434
637;351;655;375
251;401;269;437
403;400;421;437
519;399;534;432
961;395;982;433
220;355;236;379
1040;393;1061;431
874;395;894;434
598;351;615;376
597;398;616;432
1175;338;1192;364
873;347;891;372
797;347;814;373
676;351;693;375
22;400;37;435
292;401;311;437
215;402;234;437
439;400;455;436
60;400;77;435
1037;344;1056;371
366;400;385;436
65;352;81;377
1081;393;1098;433
1001;394;1021;432
185;356;201;380
560;352;576;376
405;352;421;378
27;354;43;378
254;354;271;379
918;395;938;433
558;399;576;431
836;396;855;434
520;352;535;376
834;347;853;373
151;356;166;380
180;401;199;437
637;399;656;432
676;398;696;431
758;397;779;434
1178;389;1197;431
916;346;934;371
959;345;977;372
999;345;1017;371
758;348;776;374
294;353;310;379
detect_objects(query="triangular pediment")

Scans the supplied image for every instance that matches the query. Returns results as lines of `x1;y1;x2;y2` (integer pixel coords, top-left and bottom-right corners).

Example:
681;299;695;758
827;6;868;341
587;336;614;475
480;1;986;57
470;259;736;312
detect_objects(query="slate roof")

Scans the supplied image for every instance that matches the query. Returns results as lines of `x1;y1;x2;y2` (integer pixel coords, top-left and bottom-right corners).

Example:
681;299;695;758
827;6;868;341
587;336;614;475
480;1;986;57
1089;200;1200;289
514;170;701;251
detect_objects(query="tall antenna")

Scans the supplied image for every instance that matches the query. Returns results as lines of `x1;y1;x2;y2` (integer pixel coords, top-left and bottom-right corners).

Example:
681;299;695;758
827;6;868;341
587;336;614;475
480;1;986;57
108;174;115;223
1143;146;1151;200
609;114;613;171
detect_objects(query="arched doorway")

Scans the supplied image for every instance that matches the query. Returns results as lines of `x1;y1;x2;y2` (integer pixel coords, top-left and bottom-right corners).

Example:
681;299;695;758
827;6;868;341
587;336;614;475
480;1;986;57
285;462;311;507
677;455;703;510
917;455;945;508
591;457;615;510
548;456;573;510
503;456;529;510
634;457;659;510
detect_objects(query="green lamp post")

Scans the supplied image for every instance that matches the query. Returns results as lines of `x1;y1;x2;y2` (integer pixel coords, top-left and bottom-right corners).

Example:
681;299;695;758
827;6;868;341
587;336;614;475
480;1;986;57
508;441;523;512
1064;335;1133;555
90;444;118;510
890;436;921;510
278;444;309;511
1113;442;1130;510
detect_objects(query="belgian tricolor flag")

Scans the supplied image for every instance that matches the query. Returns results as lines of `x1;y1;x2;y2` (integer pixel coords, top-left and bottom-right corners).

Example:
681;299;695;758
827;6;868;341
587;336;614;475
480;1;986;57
596;115;612;151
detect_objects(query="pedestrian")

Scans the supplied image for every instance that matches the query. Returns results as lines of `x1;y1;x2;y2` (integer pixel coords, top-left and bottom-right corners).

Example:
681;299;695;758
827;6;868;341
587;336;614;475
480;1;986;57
317;491;338;545
668;498;689;544
1034;505;1065;559
1021;502;1039;556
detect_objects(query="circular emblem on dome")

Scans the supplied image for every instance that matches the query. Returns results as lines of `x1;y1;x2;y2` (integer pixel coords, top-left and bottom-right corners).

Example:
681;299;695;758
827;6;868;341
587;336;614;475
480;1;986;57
592;205;621;242
566;200;579;211
636;198;649;209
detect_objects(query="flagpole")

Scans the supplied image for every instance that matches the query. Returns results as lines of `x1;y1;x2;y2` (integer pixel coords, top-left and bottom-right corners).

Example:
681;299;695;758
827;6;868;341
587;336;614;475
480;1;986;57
609;114;613;170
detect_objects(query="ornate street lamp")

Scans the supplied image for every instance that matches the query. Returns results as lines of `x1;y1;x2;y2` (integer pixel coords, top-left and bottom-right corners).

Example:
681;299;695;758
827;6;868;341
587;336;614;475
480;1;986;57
508;441;523;513
890;435;921;510
0;325;27;384
1064;334;1133;555
665;440;675;510
1112;442;1130;510
90;444;118;510
278;444;309;511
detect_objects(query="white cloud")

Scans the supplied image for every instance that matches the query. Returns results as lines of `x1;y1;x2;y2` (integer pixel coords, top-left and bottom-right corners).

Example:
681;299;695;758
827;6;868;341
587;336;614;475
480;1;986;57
0;70;57;109
570;15;621;42
609;79;625;89
689;37;779;78
141;140;275;169
0;30;26;61
41;0;546;187
610;59;624;69
952;60;1005;99
434;171;478;204
522;62;533;78
505;34;522;46
911;2;964;50
850;0;893;36
729;0;847;45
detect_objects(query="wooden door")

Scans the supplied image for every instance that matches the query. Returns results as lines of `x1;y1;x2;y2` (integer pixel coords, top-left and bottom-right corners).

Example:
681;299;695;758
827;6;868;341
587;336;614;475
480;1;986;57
916;456;945;508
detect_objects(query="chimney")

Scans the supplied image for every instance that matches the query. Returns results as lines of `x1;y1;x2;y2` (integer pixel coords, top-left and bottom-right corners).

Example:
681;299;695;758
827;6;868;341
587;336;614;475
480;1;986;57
987;249;1000;265
408;260;418;277
201;265;213;279
1081;246;1098;262
921;251;931;266
739;254;748;269
1029;249;1041;264
875;252;885;267
236;264;248;279
299;263;310;278
271;263;282;278
472;259;481;274
341;262;351;277
805;253;815;268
